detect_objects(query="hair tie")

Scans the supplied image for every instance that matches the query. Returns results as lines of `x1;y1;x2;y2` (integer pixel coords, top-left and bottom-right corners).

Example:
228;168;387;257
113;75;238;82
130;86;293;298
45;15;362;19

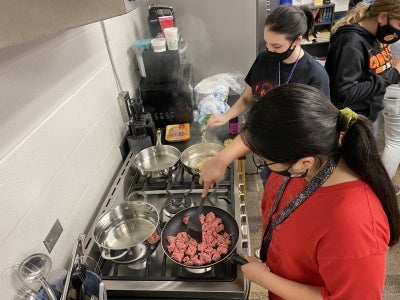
339;107;358;131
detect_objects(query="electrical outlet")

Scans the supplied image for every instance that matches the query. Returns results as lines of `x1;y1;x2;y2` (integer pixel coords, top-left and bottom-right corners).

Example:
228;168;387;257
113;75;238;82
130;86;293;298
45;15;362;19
118;91;131;123
43;219;63;253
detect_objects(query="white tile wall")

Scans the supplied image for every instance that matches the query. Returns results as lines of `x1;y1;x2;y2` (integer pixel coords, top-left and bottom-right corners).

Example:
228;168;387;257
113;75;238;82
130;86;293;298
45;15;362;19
0;6;148;299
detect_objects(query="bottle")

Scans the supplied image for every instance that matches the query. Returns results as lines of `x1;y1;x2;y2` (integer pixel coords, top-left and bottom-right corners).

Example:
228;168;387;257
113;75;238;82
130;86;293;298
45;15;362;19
229;117;239;135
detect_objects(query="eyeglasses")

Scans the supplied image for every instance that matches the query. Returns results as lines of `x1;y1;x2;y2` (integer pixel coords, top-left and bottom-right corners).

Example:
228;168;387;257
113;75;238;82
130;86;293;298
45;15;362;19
252;154;308;178
252;154;279;169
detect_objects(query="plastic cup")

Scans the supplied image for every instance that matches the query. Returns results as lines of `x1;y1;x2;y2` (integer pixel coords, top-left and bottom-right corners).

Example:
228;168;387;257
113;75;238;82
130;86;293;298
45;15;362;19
159;16;174;33
163;27;178;51
151;38;166;52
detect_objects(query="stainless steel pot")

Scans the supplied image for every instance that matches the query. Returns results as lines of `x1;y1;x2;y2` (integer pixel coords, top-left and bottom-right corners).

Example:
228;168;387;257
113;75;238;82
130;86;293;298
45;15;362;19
93;201;160;263
180;126;224;175
132;129;181;178
180;142;224;175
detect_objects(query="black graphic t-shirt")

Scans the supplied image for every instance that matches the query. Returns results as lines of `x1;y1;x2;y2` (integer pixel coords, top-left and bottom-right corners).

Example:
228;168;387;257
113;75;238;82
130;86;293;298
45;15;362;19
244;50;330;100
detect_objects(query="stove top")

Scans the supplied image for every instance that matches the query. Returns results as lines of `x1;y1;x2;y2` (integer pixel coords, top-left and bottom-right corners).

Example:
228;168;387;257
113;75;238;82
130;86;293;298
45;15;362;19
82;150;251;299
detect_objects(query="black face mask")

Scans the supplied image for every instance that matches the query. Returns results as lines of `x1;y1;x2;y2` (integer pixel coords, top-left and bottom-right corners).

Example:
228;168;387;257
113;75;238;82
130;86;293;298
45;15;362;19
376;19;400;44
267;44;296;63
267;162;308;178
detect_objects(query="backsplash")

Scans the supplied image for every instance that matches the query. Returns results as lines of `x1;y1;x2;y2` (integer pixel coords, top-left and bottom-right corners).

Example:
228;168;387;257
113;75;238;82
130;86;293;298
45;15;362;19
0;6;147;299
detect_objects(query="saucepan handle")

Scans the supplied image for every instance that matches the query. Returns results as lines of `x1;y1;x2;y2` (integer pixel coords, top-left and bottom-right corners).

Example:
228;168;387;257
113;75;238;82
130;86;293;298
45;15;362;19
227;253;248;265
101;248;128;260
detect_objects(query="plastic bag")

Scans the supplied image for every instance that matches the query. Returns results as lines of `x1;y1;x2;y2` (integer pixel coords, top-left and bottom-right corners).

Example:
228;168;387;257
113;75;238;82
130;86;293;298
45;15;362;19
194;72;245;124
194;72;246;103
197;95;230;123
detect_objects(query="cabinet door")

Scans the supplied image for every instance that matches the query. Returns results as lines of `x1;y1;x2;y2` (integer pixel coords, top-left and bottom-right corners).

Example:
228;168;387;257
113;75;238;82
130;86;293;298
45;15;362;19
0;0;145;49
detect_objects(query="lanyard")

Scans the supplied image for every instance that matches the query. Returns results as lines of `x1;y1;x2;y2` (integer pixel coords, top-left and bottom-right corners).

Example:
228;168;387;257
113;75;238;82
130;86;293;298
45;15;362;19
259;154;340;262
275;49;302;87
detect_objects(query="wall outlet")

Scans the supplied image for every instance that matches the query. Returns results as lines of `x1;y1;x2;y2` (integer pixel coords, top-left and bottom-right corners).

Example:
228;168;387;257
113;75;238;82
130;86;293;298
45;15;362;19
43;219;63;253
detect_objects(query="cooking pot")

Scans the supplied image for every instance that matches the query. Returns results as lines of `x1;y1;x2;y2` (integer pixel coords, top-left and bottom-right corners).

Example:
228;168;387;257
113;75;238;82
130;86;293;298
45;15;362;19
180;128;224;175
133;129;181;178
161;206;247;270
93;201;160;263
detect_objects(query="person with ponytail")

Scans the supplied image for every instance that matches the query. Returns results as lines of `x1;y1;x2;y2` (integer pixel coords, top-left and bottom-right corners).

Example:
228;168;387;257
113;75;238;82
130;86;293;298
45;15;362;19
239;83;400;300
325;0;400;132
201;4;330;191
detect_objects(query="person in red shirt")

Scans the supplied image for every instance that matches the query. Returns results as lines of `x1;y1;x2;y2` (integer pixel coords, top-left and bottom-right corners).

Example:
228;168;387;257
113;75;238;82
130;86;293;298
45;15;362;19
239;83;400;300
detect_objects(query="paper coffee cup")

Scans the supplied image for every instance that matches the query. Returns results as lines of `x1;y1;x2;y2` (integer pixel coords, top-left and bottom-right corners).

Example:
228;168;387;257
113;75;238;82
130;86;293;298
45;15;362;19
159;16;174;33
151;38;166;52
163;27;178;51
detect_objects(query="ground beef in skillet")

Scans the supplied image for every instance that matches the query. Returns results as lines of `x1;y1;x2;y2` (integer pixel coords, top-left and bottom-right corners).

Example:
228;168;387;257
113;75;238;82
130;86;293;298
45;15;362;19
166;212;232;266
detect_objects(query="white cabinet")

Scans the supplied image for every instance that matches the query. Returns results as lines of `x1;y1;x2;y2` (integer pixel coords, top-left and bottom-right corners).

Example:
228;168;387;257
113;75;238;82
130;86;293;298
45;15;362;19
0;0;147;49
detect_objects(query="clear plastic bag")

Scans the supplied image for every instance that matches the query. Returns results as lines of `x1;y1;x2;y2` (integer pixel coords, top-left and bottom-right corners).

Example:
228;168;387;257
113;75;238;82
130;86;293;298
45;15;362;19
197;95;231;123
194;72;246;104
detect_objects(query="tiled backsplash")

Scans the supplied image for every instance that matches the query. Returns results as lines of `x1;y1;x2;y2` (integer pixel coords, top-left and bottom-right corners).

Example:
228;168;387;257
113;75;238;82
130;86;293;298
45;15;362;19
0;7;147;299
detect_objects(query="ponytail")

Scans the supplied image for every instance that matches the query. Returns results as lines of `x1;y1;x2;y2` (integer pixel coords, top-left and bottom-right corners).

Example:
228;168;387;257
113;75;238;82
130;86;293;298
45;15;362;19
331;2;370;33
300;6;315;40
341;115;400;246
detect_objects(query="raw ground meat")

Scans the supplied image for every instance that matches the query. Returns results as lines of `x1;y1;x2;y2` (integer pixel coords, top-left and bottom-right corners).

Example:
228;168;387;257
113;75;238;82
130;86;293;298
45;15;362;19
166;211;232;266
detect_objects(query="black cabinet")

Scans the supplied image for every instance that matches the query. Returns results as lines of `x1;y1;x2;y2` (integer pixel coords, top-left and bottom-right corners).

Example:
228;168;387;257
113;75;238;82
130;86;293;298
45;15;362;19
301;3;335;58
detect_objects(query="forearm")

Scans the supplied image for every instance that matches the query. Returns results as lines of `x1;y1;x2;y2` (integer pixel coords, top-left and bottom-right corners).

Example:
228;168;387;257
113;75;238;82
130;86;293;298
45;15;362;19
224;85;253;119
216;135;250;166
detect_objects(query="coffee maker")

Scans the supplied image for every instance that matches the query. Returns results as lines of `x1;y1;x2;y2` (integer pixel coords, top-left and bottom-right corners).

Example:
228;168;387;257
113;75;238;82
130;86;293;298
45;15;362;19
148;4;175;38
139;4;193;128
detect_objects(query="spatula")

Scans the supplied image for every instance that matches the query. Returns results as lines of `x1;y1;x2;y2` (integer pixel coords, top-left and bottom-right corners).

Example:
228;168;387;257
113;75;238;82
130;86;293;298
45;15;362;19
187;195;207;243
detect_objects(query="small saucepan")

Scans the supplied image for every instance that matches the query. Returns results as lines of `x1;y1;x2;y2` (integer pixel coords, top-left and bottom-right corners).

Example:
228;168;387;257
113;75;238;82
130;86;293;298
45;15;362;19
93;201;160;263
180;142;224;176
161;206;247;270
133;129;181;179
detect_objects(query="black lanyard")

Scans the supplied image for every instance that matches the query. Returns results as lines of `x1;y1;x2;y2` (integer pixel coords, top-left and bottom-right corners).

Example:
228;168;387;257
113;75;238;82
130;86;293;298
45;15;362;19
259;154;340;262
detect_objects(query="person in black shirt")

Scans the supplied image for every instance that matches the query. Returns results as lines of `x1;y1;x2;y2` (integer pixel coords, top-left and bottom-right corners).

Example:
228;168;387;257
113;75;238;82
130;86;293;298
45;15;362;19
200;4;330;191
325;0;400;124
348;0;363;10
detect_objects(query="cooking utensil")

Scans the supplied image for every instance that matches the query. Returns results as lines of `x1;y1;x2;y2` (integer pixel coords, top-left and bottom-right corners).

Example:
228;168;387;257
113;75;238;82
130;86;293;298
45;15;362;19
186;195;207;242
93;201;160;262
161;206;247;270
61;234;85;300
17;253;57;300
132;129;181;178
71;261;86;300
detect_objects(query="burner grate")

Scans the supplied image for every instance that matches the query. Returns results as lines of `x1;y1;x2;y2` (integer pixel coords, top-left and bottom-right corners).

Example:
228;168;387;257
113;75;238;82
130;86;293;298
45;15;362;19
163;194;194;217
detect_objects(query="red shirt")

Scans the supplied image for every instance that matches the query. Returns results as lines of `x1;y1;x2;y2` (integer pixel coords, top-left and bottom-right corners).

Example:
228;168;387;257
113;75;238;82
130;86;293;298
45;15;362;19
261;173;390;300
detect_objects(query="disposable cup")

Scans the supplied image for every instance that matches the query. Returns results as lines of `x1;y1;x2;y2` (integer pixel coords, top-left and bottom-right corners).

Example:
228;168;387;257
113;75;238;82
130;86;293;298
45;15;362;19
151;38;166;52
163;27;178;51
159;16;174;33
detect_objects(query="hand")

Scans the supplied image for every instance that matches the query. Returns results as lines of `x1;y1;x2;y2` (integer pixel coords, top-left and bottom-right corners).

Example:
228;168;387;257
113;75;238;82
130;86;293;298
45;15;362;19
199;156;228;196
240;255;271;285
206;114;230;128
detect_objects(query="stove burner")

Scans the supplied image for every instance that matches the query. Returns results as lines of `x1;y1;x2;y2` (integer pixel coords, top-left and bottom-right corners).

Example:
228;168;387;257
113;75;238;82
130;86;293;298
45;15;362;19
163;195;194;217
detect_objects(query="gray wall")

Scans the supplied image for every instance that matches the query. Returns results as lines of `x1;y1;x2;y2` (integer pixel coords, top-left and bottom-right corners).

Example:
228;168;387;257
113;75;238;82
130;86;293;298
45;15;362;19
161;0;257;83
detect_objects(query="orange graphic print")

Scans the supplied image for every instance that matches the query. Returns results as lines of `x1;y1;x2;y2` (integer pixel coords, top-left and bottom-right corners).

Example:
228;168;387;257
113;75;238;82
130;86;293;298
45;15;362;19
369;43;392;75
253;81;275;99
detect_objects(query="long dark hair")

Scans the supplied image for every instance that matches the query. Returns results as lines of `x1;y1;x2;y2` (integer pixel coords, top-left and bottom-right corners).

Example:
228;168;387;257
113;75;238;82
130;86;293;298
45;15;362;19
265;4;314;41
241;83;400;246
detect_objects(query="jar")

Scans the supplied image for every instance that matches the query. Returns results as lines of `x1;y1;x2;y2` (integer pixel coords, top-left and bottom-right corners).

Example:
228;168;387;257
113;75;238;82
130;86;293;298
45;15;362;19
229;117;239;135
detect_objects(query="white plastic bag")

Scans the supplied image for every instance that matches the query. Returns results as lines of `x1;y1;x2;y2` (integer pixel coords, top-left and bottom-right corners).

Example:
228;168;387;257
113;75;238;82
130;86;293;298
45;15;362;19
197;95;230;123
194;72;246;103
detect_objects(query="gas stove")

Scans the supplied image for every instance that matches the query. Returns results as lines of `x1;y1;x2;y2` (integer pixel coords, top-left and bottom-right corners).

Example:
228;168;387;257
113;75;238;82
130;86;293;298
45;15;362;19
82;149;251;299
